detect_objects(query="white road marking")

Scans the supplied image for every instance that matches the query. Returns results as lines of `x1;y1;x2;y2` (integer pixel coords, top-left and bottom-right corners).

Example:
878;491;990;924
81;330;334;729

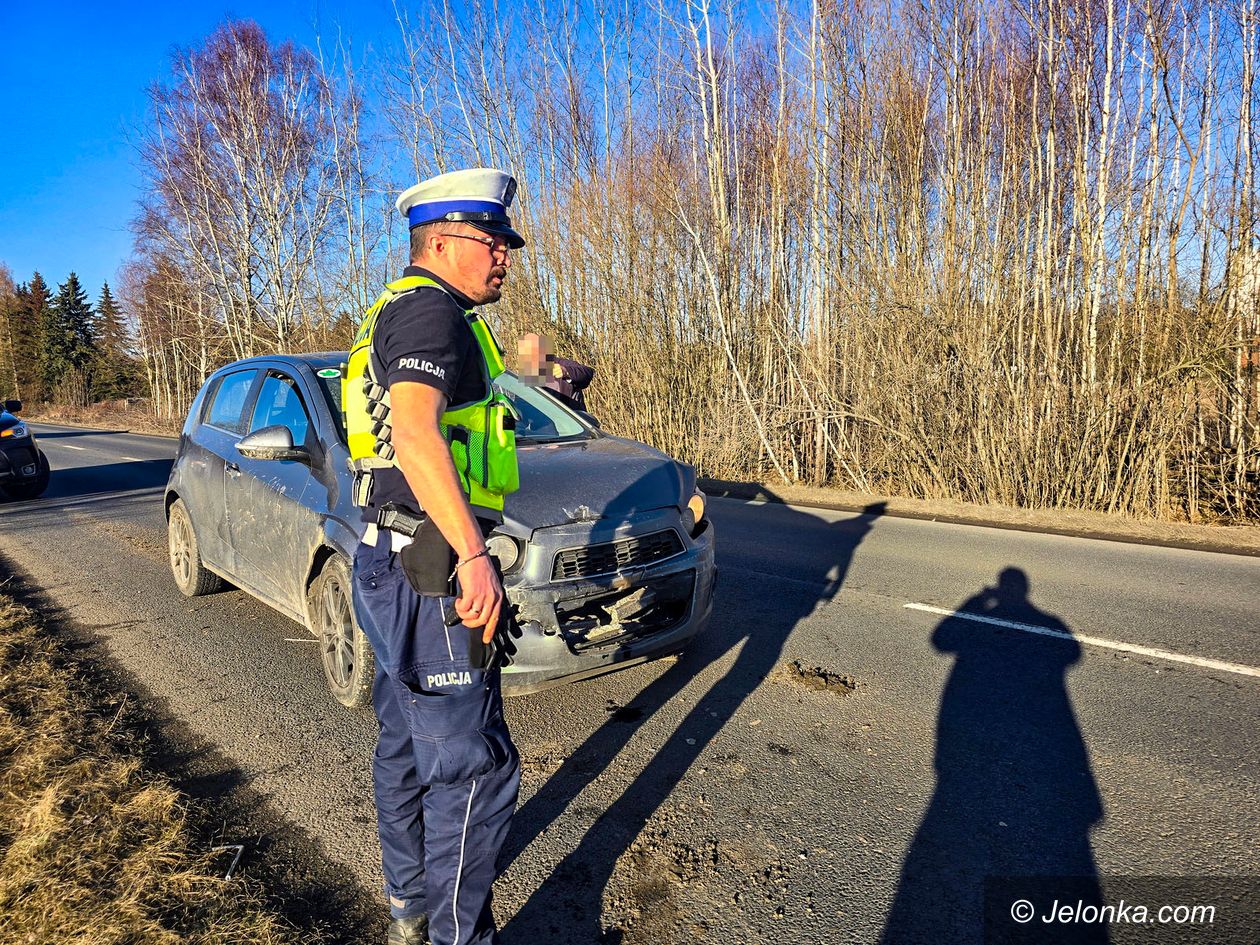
903;602;1260;679
283;638;320;643
61;444;87;451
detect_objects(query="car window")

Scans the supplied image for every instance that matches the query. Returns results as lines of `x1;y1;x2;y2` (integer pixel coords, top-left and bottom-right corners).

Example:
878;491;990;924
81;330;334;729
248;373;311;445
205;370;260;433
310;365;347;441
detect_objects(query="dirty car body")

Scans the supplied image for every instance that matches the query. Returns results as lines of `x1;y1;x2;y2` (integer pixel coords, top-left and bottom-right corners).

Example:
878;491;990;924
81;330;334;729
164;354;716;704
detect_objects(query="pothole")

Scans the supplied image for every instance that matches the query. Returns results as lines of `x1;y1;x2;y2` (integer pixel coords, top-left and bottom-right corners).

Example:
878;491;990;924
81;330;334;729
780;659;857;696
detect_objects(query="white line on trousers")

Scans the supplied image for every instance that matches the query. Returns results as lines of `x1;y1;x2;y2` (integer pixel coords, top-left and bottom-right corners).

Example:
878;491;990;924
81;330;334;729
453;779;477;944
903;602;1260;680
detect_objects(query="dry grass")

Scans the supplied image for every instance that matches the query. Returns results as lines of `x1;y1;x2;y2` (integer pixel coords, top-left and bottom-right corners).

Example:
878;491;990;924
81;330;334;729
0;593;311;945
22;400;179;439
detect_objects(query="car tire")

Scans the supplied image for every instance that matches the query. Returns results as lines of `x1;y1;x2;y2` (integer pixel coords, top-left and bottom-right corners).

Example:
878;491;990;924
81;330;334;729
167;497;225;596
309;554;374;708
2;450;50;500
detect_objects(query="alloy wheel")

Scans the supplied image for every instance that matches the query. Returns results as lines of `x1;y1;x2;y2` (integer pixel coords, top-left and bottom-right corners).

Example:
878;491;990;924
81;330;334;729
319;573;355;688
169;509;193;587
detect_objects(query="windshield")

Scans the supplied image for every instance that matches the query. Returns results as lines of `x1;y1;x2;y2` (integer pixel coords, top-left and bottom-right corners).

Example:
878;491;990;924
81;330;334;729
494;372;592;442
313;366;593;444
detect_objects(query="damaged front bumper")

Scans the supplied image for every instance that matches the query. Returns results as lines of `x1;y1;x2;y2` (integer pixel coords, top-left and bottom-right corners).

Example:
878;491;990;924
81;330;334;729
500;510;717;695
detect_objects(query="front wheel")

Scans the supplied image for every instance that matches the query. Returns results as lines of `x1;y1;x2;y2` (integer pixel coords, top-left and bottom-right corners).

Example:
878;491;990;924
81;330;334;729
308;554;375;708
167;497;225;596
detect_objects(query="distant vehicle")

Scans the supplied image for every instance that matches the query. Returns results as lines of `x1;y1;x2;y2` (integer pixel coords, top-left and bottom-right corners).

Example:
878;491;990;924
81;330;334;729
0;400;50;500
164;354;716;708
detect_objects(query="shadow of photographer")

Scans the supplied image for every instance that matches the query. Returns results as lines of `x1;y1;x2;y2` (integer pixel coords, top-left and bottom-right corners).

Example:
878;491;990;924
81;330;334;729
880;567;1107;944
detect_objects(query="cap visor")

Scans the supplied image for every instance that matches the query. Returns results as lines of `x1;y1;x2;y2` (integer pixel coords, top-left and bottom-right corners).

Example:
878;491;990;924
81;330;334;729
470;220;526;249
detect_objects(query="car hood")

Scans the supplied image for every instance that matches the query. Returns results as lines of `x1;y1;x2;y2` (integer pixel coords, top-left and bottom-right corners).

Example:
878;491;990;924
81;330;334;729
508;435;693;530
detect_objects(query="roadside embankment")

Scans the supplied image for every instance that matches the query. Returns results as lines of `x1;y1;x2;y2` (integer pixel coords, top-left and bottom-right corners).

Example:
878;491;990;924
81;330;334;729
0;570;326;945
701;479;1260;557
22;399;178;438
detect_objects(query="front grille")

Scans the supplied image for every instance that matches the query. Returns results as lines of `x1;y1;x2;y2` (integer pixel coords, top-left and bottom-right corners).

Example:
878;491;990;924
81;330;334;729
551;529;684;581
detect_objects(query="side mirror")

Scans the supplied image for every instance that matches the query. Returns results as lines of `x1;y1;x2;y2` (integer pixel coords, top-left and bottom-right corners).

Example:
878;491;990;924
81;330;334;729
236;425;311;463
3;399;21;414
578;410;601;429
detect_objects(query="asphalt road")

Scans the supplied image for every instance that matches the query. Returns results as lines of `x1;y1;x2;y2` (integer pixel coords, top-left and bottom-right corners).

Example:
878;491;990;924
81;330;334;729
2;423;1258;944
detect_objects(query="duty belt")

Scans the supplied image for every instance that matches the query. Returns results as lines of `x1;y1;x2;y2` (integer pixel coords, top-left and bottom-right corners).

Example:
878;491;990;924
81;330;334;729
363;503;425;551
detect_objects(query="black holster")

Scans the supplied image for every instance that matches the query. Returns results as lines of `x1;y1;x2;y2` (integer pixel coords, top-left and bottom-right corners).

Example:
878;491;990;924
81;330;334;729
400;518;456;597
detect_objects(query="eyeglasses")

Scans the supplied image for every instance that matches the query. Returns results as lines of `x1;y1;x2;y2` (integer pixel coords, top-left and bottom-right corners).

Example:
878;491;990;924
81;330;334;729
447;231;512;258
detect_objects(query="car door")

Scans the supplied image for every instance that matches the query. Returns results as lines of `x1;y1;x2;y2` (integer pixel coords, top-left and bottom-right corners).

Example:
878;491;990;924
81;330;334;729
224;369;322;616
190;367;261;574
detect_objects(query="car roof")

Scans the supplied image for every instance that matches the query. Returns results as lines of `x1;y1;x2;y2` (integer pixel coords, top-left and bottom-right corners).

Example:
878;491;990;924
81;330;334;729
208;352;348;377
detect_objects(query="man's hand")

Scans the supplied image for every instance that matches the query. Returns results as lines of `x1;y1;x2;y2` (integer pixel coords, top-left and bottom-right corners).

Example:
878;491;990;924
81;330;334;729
455;554;503;641
390;381;503;644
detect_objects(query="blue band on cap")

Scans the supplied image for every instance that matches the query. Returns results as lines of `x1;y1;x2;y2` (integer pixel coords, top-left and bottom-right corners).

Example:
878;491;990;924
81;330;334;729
407;199;505;227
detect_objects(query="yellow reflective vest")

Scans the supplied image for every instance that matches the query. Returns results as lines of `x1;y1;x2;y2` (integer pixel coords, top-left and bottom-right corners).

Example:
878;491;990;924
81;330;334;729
342;275;519;513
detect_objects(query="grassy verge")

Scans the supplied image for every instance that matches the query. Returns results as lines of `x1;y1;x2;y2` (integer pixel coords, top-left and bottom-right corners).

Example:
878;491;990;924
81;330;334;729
22;400;179;438
0;587;317;945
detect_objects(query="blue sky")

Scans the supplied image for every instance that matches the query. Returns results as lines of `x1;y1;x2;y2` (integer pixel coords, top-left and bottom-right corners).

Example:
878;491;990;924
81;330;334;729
0;0;391;301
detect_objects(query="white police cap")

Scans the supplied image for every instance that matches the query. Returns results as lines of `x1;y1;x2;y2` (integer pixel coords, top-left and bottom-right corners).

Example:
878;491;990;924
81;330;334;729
396;167;524;249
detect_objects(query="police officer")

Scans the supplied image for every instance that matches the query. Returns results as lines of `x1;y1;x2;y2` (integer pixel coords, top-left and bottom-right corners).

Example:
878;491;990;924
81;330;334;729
345;168;526;945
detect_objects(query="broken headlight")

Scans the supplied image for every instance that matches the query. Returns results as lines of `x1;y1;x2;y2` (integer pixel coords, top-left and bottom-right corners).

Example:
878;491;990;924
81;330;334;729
487;533;523;573
682;490;707;537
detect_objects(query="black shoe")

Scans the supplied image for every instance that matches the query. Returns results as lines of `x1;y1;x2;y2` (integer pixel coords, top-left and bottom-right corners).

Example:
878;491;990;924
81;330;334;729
388;914;429;945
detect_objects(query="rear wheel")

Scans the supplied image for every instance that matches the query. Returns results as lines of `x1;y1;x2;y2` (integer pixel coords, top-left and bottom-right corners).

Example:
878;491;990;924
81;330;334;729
309;554;374;708
2;451;50;500
167;498;224;596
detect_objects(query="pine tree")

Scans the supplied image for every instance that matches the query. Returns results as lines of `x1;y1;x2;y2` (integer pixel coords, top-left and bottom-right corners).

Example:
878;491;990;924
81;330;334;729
44;272;96;406
0;264;16;400
10;272;53;401
92;281;144;400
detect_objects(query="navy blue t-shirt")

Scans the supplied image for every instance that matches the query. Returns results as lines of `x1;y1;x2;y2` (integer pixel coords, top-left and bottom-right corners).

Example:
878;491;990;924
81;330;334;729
364;266;491;522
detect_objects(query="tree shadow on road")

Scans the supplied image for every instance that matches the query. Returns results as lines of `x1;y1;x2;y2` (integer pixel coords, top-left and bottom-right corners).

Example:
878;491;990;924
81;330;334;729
502;497;885;943
880;567;1107;945
42;458;174;500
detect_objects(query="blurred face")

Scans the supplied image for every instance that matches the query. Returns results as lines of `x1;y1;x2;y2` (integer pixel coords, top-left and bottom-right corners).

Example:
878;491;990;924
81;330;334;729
419;224;512;305
517;332;553;386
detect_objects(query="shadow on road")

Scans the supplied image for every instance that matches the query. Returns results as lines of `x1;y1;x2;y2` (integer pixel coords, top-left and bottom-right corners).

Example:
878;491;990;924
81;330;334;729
0;458;171;510
502;496;885;942
880;567;1107;944
40;458;173;501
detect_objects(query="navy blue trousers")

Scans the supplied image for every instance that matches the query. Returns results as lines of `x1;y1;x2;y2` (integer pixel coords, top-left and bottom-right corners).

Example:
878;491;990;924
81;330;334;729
352;541;520;945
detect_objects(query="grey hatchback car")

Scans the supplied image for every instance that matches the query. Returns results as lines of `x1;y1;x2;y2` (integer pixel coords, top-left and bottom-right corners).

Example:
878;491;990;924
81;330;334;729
165;354;716;707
